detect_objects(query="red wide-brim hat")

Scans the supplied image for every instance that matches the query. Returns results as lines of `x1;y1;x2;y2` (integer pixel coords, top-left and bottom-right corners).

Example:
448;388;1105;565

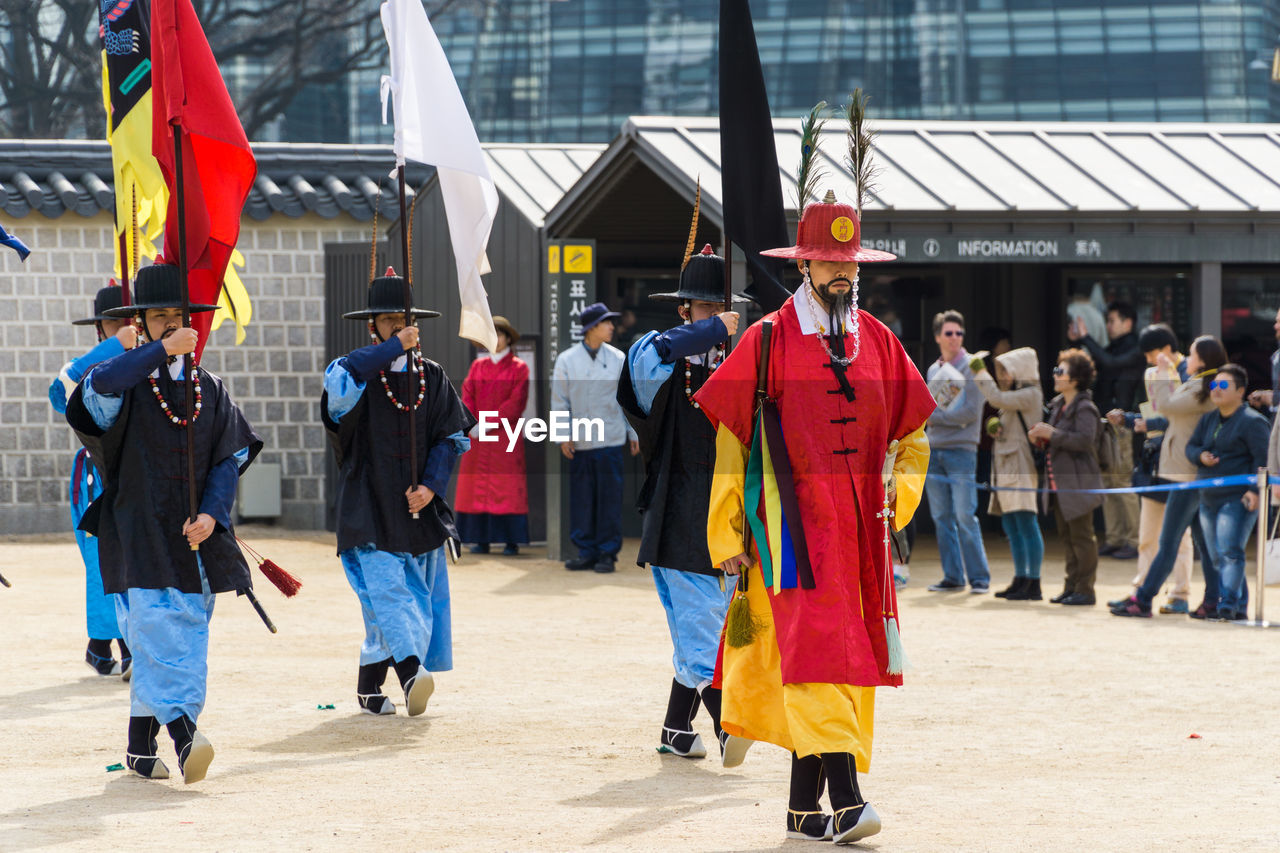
761;199;896;263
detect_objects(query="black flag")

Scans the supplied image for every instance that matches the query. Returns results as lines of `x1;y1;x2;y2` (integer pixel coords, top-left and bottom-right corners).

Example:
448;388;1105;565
719;0;792;314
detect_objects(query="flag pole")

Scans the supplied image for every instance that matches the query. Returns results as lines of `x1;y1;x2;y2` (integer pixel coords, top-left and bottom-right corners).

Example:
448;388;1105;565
397;164;419;519
172;126;200;550
723;239;734;355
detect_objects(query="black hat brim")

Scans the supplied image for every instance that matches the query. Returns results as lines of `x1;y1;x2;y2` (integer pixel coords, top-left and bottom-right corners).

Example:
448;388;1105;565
71;315;115;325
343;308;441;320
649;291;753;304
103;302;220;318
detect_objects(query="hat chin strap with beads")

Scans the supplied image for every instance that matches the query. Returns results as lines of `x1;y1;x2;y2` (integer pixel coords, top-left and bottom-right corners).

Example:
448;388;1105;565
801;265;860;365
368;321;426;411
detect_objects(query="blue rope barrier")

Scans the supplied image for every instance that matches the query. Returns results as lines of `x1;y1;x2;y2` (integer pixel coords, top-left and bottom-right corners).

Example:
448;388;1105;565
926;473;1258;496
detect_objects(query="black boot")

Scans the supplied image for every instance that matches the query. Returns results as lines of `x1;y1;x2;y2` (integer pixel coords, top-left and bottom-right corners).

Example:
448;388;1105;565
994;577;1026;599
117;639;132;681
1012;577;1042;601
786;753;831;840
821;752;881;844
85;639;120;676
166;715;214;784
125;716;169;779
658;679;705;758
394;655;433;717
699;685;753;767
357;657;395;715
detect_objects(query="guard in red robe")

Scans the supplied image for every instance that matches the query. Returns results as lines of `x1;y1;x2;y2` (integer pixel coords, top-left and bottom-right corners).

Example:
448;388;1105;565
695;192;934;844
455;316;531;555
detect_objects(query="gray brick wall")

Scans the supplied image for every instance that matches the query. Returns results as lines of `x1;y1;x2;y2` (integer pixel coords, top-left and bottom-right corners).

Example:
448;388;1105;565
0;211;365;534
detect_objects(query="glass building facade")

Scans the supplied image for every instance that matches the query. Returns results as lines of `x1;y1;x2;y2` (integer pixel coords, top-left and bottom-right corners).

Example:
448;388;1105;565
341;0;1280;144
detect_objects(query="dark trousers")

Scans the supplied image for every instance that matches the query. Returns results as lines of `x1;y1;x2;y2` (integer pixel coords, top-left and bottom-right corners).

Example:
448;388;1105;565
1053;497;1098;597
569;445;624;560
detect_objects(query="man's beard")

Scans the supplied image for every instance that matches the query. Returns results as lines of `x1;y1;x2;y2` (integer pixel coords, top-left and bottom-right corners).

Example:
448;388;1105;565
811;278;852;319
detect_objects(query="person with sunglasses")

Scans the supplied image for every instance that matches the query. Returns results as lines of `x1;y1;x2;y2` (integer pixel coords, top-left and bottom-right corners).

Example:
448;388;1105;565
924;310;992;594
1027;350;1104;605
1182;365;1270;621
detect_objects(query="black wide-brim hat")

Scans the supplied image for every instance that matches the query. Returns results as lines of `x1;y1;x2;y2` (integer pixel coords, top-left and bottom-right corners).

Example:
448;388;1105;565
650;245;751;304
343;270;441;320
72;283;126;325
103;264;219;317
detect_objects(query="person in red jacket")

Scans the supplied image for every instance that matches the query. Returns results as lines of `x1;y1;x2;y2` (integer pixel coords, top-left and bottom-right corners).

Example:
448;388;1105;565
455;316;531;555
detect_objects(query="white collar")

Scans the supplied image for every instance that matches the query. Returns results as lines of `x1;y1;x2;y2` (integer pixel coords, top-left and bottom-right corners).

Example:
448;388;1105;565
149;359;186;381
793;285;854;336
488;348;509;364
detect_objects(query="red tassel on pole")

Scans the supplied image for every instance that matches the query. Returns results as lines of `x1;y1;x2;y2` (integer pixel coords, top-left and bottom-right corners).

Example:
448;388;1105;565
236;537;302;597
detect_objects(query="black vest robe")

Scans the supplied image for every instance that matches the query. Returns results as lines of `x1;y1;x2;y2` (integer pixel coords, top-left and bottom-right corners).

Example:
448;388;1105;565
322;359;476;556
67;367;263;595
618;356;718;575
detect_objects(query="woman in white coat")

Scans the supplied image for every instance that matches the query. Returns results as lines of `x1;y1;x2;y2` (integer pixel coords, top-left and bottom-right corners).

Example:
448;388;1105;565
973;347;1045;600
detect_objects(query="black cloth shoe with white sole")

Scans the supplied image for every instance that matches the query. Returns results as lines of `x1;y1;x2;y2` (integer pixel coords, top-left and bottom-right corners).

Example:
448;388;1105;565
167;715;214;785
402;666;434;716
786;810;833;841
125;716;169;780
832;803;882;844
85;640;121;676
658;726;706;758
357;693;396;716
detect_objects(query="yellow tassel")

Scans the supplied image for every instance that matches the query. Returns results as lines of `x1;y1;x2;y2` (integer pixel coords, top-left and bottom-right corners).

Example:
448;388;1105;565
725;590;762;648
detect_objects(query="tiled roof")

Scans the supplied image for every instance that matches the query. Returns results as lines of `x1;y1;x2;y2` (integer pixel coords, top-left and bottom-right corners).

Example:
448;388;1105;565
0;141;432;222
551;117;1280;221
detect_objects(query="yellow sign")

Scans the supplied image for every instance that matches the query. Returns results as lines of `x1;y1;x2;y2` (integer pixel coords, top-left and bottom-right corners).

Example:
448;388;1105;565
564;244;593;273
831;216;856;243
547;245;561;273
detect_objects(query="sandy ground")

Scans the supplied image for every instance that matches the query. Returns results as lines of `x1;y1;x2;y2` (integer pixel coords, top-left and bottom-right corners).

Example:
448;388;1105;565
1;528;1278;853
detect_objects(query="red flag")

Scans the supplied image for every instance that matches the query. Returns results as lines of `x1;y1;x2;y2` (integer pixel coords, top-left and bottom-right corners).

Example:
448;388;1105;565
151;0;255;361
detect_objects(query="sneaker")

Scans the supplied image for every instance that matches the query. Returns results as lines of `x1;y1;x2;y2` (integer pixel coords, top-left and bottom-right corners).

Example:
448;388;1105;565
893;569;909;591
1109;545;1139;560
786;810;833;841
1189;601;1214;620
1110;599;1151;617
1158;598;1189;615
502;544;520;556
468;544;490;554
1060;592;1096;606
832;803;881;844
593;556;617;574
927;579;966;592
564;555;596;571
970;583;990;595
1097;543;1119;557
1107;595;1135;609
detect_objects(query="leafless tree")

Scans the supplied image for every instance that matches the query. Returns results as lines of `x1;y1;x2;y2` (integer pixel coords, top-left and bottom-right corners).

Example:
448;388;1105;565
0;0;487;140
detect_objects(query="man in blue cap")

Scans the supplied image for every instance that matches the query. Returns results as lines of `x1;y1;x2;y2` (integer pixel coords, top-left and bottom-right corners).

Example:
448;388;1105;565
550;301;639;572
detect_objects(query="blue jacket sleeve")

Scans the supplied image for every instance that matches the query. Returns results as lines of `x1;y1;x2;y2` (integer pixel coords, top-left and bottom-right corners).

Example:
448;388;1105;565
49;337;126;414
342;338;406;382
90;341;168;395
198;448;250;530
421;431;471;495
650;317;728;362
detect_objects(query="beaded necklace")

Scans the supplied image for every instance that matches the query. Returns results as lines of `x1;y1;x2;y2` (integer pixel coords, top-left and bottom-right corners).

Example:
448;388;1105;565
148;365;202;427
803;278;859;366
369;325;427;412
682;346;724;409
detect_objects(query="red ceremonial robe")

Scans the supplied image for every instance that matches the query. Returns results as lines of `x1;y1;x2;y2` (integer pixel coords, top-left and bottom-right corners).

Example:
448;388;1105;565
694;299;935;687
455;351;530;516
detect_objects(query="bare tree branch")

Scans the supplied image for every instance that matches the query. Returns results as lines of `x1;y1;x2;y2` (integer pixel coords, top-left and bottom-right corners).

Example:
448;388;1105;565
0;0;493;140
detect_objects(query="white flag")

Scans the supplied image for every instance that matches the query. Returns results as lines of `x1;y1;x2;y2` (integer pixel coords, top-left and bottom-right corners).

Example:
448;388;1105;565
380;0;498;352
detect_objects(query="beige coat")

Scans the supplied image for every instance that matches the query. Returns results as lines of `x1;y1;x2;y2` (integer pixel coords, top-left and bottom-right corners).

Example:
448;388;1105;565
1147;368;1214;482
974;347;1043;515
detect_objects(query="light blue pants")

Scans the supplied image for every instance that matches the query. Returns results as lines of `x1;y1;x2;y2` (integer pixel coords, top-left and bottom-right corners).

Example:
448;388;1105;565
925;447;991;586
652;567;733;690
114;562;215;725
69;456;121;640
340;545;453;672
